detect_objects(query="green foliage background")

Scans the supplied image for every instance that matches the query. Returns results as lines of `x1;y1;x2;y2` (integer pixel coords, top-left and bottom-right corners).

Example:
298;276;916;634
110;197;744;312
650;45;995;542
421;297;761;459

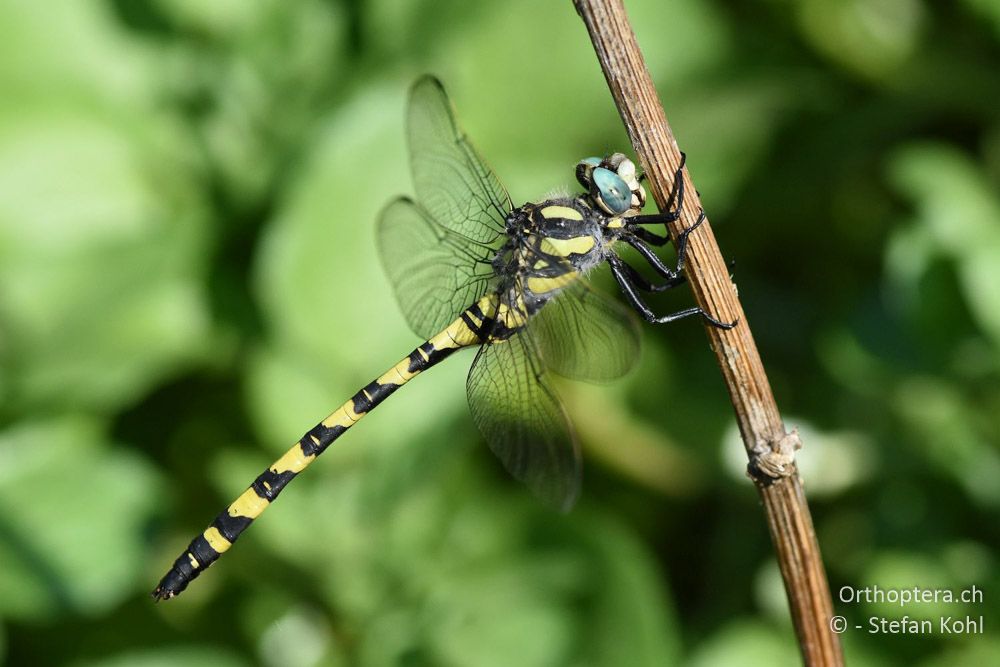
1;1;998;665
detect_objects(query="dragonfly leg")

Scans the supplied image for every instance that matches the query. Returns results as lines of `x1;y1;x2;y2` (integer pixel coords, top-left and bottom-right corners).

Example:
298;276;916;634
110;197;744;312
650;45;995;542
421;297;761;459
608;254;737;329
623;210;706;285
623;236;679;280
620;258;687;292
632;227;670;246
664;151;686;213
631;152;687;234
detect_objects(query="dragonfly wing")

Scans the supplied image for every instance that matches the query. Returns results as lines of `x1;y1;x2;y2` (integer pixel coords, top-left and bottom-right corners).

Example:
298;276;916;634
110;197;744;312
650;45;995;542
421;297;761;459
466;330;581;511
378;197;496;339
407;75;512;245
532;281;640;383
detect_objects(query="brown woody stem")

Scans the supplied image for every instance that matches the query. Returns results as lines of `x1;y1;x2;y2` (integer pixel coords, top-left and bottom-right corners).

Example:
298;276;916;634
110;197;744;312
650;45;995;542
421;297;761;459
572;1;844;664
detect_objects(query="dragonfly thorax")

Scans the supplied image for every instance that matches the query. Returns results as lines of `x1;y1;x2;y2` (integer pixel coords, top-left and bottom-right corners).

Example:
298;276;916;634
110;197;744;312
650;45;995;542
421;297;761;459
489;198;610;318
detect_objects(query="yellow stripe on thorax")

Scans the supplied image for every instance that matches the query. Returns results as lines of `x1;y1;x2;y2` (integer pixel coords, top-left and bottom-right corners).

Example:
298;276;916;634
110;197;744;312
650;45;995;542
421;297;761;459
540;235;596;257
539;205;584;221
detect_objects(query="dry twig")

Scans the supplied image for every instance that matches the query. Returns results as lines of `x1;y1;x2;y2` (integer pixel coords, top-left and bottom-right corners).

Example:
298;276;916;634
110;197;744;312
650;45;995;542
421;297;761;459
572;1;844;664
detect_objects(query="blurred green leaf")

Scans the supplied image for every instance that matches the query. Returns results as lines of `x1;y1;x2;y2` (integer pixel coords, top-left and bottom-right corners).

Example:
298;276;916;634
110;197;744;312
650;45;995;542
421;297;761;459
0;1;213;413
796;0;926;80
919;638;1000;667
155;0;347;207
962;0;1000;40
892;377;1000;506
887;143;1000;346
255;603;335;667
253;82;410;371
687;621;799;667
73;646;249;667
0;418;159;619
0;2;157;105
862;551;961;620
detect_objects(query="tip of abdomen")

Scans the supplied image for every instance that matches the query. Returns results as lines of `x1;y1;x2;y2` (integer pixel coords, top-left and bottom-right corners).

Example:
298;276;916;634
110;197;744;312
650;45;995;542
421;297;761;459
151;562;194;601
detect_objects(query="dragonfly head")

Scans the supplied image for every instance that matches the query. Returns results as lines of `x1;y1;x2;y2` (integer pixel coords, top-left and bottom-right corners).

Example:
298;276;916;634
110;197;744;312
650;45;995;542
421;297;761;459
575;153;646;216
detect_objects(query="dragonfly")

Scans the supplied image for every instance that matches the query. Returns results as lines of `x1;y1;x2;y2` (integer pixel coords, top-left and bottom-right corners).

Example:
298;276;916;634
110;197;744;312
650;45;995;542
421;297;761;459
153;75;733;601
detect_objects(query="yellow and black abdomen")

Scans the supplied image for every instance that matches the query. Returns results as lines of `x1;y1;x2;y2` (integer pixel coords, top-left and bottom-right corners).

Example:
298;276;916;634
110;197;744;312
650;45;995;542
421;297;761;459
152;296;497;600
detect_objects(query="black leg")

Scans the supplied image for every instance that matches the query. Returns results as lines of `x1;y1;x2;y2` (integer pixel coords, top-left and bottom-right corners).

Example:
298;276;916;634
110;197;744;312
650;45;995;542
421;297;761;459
632;227;670;246
608;255;737;329
631;152;687;229
674;209;705;267
625;209;707;280
624;236;678;280
662;151;686;215
630;212;679;227
620;259;687;292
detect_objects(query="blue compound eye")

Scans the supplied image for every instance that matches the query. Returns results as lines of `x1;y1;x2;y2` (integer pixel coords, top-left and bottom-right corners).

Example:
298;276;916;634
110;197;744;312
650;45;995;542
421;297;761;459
582;156;602;166
593;167;631;214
